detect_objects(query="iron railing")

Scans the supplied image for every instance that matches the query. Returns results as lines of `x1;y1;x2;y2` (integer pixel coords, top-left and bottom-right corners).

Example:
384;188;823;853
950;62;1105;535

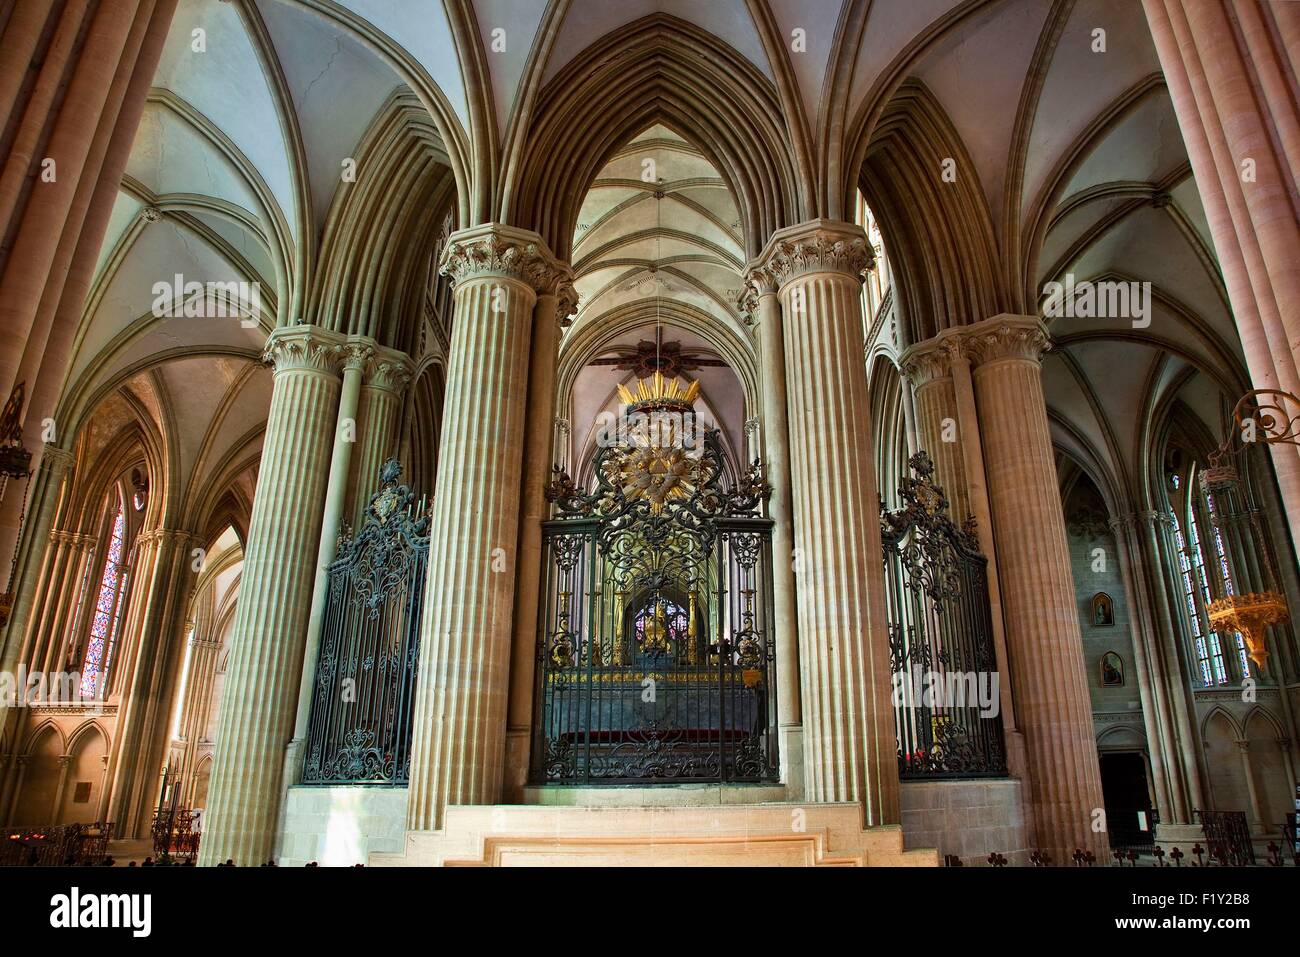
531;429;778;785
1199;809;1256;865
882;452;1006;778
303;460;427;785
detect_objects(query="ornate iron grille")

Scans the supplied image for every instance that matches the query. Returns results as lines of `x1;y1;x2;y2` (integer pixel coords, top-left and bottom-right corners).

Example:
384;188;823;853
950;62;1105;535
1198;809;1256;865
531;429;779;785
303;459;428;785
882;452;1006;778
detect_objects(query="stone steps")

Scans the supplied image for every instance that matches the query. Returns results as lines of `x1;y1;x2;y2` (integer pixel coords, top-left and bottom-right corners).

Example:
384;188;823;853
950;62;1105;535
370;802;938;867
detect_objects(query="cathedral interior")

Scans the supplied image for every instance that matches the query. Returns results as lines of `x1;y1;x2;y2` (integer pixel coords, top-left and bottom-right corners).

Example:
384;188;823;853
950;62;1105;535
0;0;1298;871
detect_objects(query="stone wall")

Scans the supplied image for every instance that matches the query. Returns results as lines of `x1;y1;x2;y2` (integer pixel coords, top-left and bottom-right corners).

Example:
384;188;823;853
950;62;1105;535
278;786;408;866
900;778;1030;866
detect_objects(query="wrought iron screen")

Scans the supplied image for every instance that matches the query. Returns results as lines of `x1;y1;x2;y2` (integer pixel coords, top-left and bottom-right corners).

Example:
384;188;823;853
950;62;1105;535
303;459;428;785
531;429;778;785
882;452;1006;778
1198;809;1256;865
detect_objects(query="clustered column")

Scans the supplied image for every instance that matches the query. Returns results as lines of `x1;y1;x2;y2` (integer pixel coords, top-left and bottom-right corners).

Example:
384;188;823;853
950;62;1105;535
752;220;897;824
199;326;345;865
0;0;177;596
106;527;197;838
406;225;566;830
1140;0;1300;546
899;343;970;524
898;333;1021;768
963;314;1107;861
349;353;414;526
1108;512;1202;824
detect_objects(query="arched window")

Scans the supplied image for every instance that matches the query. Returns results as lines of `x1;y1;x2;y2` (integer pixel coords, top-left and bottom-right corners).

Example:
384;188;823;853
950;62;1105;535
79;507;128;698
1170;503;1227;685
1168;467;1250;686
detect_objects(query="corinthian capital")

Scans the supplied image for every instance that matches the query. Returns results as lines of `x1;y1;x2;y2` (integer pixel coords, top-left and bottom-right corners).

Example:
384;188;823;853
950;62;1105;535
262;325;348;376
960;314;1051;367
751;219;875;288
439;224;573;300
366;351;415;394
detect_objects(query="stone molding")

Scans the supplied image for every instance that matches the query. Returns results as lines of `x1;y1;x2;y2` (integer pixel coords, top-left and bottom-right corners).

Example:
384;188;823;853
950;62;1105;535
263;325;349;376
748;219;875;292
439;225;575;316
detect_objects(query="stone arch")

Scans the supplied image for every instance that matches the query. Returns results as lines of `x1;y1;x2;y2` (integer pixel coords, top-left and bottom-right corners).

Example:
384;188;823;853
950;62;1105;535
867;353;908;510
505;15;803;259
12;723;63;826
307;92;458;351
1201;708;1250;816
856;80;1005;346
59;722;108;825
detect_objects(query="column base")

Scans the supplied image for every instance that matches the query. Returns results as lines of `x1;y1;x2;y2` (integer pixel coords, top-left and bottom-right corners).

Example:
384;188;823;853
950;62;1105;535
276;786;410;866
371;803;938;867
900;778;1031;866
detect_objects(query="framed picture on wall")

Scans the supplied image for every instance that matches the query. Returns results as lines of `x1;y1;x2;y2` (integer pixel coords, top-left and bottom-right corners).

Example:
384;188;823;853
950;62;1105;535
1101;651;1124;687
1090;591;1114;626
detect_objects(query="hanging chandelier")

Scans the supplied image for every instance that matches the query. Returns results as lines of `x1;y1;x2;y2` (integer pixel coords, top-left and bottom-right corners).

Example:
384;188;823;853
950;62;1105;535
1199;389;1298;671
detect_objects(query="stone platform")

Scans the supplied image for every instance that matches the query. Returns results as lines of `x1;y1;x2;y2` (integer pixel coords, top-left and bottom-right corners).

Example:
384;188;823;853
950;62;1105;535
370;802;938;866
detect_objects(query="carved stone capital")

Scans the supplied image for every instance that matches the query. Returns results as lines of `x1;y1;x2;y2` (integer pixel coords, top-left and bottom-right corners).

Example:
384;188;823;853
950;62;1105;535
39;446;76;474
550;279;580;328
751;219;875;289
366;353;415;394
899;336;963;388
340;340;375;374
262;325;348;376
739;263;779;323
439;224;573;301
960;314;1051;367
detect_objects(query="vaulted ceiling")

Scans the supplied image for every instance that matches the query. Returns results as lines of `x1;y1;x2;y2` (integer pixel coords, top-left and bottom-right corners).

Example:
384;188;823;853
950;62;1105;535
62;0;1247;524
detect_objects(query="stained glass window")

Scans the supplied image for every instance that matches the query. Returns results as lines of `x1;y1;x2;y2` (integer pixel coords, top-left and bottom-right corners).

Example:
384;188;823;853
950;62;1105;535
632;598;689;657
1172;508;1226;685
80;509;127;698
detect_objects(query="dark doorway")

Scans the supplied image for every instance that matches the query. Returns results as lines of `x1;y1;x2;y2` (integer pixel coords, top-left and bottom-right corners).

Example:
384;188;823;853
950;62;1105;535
1100;751;1154;848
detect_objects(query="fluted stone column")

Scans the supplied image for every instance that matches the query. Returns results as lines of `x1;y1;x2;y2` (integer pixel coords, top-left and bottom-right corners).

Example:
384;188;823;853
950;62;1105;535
741;269;804;791
1141;510;1207;808
899;334;1023;767
199;326;345;865
1141;0;1300;546
284;339;368;784
964;314;1106;861
0;445;74;732
20;530;91;677
752;220;897;824
900;345;970;524
506;280;576;801
348;351;414;526
406;225;567;830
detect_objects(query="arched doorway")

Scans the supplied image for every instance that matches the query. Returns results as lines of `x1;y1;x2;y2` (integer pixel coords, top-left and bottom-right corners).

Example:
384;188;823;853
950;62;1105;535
1099;751;1154;849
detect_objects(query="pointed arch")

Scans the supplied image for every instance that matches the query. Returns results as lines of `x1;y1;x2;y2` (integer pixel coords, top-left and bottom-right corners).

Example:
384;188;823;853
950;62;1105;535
857;81;1005;344
506;14;804;258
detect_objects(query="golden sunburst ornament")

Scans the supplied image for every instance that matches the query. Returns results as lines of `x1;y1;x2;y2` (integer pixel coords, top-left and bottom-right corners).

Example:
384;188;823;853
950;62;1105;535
609;373;703;514
617;372;700;415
